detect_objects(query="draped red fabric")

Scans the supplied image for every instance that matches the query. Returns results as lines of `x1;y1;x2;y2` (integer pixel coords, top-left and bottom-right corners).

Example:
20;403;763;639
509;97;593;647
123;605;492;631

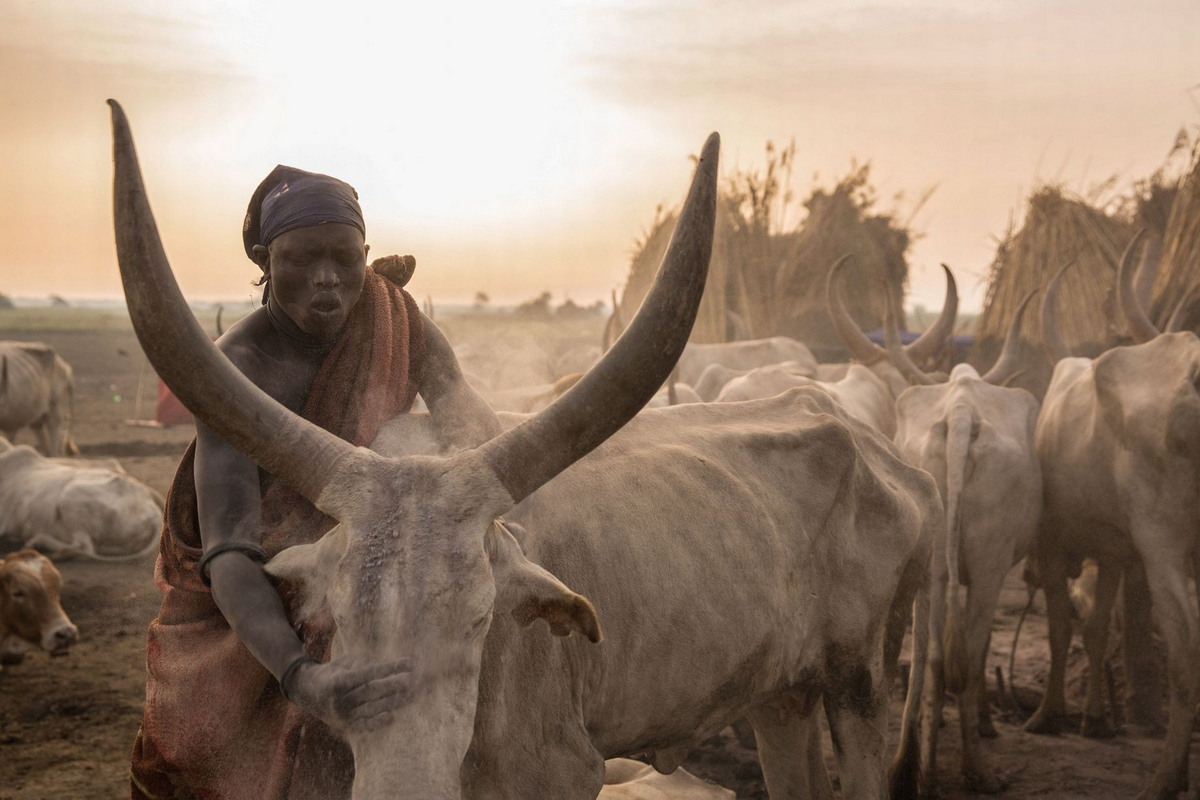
130;269;425;800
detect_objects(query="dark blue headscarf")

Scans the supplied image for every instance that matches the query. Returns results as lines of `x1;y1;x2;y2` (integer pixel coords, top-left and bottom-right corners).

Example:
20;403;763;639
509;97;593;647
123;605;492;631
242;165;365;261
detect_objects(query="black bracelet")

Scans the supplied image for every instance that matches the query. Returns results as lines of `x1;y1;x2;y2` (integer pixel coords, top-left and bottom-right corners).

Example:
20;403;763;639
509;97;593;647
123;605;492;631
279;653;318;703
197;541;268;587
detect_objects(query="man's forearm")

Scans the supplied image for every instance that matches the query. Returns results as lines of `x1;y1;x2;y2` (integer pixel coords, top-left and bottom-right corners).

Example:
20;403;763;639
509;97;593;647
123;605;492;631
209;553;308;681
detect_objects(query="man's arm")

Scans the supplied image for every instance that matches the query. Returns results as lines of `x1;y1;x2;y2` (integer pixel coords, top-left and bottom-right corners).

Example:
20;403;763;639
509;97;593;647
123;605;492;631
418;312;503;450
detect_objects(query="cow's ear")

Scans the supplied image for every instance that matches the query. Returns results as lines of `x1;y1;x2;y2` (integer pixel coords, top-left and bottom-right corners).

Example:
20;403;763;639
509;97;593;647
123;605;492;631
265;525;349;619
486;521;602;644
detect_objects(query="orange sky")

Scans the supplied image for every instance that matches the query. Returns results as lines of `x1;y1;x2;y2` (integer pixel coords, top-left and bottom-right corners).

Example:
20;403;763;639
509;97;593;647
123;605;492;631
2;0;1197;311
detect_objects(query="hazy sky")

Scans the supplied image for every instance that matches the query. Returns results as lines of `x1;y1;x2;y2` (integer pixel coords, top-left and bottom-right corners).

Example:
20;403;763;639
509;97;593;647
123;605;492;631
2;0;1197;310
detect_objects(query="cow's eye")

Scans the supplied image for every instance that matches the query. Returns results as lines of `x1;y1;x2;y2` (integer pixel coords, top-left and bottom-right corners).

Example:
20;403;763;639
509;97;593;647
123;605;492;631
470;612;492;635
10;589;26;601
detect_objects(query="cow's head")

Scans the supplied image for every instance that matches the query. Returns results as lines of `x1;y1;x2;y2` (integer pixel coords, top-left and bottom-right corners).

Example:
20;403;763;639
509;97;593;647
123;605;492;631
108;99;716;798
0;549;78;665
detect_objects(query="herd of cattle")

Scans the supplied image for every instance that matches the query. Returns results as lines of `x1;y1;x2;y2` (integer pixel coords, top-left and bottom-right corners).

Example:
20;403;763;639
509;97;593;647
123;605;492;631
4;107;1200;799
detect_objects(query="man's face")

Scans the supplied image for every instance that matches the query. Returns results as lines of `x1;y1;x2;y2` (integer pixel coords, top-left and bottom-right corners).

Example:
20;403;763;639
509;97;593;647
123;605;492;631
265;223;367;340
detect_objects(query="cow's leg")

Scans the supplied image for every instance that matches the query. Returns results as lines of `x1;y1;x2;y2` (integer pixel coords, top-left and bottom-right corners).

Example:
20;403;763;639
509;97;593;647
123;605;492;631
31;415;54;457
918;558;948;800
1122;558;1166;733
976;649;998;739
42;409;62;457
1079;559;1121;737
957;571;1006;793
1134;547;1198;800
825;661;889;799
1024;542;1073;735
747;689;833;800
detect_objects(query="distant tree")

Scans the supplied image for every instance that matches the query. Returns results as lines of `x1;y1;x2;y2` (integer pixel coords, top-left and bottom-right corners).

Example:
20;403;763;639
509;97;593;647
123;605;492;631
514;291;553;319
474;291;490;310
49;294;69;307
554;298;604;320
0;293;13;310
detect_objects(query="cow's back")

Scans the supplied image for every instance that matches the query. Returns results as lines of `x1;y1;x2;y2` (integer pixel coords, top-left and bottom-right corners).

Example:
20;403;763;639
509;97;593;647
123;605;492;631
485;386;936;758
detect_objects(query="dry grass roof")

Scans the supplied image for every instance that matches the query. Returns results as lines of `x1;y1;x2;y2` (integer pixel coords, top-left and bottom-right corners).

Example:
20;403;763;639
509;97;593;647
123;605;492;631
618;153;915;353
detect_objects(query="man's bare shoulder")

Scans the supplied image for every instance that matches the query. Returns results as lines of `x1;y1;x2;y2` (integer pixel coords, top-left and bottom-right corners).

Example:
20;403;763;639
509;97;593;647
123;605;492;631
214;307;324;410
216;308;273;373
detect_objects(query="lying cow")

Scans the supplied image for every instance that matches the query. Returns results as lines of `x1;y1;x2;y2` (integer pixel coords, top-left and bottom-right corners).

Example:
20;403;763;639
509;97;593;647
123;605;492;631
0;341;78;456
113;103;938;800
0;439;163;560
1;549;78;667
599;759;733;800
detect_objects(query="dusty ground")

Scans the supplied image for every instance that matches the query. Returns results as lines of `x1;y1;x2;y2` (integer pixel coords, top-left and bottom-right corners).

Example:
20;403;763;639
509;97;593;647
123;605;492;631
0;308;1195;799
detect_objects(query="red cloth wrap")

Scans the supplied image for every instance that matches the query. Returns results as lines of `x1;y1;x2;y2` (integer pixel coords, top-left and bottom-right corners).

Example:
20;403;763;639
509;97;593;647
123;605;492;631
130;270;425;800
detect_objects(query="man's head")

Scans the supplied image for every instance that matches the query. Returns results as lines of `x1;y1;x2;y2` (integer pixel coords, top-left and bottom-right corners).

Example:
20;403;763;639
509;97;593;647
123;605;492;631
244;165;369;340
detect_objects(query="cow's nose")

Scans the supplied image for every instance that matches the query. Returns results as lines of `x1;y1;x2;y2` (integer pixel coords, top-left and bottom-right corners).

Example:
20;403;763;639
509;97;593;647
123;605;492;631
53;624;78;648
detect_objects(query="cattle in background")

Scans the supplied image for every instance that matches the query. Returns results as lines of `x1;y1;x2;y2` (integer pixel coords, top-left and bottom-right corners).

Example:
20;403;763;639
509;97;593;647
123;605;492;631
715;361;901;436
825;256;960;379
884;291;1042;796
111;105;941;800
0;341;78;456
1025;230;1200;800
674;336;818;387
0;549;78;668
0;439;163;560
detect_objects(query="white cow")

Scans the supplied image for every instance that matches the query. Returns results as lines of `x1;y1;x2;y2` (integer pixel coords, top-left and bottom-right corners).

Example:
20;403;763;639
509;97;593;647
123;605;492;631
277;387;938;800
0;341;78;456
0;439;163;560
890;361;1040;794
715;361;903;437
1024;231;1200;800
112;105;939;800
674;336;818;387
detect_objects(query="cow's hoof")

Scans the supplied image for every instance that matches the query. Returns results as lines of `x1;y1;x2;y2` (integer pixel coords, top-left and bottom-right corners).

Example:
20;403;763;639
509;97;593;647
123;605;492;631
963;770;1006;794
1022;709;1065;735
978;716;999;739
1080;715;1117;739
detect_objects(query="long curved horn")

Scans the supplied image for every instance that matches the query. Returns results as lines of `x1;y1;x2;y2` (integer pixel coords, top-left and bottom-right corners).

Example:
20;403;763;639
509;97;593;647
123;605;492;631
826;255;886;365
1040;261;1076;363
904;264;958;365
980;290;1036;385
1117;228;1159;344
1165;282;1200;333
477;133;719;504
883;285;937;385
111;100;371;506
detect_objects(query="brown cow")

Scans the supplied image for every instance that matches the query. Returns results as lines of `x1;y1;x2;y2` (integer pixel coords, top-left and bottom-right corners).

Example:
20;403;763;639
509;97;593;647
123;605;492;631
0;549;78;667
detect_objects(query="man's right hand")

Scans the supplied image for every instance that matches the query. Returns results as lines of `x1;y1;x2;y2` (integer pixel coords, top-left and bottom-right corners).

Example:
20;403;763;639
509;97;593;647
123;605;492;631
286;657;413;733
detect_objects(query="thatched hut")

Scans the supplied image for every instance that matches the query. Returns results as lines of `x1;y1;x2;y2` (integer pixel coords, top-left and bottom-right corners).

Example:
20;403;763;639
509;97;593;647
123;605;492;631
616;159;913;361
1147;141;1200;329
969;185;1135;397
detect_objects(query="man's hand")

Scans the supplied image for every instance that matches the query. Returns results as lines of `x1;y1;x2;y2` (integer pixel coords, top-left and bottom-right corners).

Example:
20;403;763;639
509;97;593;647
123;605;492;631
287;657;412;733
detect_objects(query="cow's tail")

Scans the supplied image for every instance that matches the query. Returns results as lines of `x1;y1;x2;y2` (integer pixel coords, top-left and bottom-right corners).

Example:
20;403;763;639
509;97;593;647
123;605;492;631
942;402;973;695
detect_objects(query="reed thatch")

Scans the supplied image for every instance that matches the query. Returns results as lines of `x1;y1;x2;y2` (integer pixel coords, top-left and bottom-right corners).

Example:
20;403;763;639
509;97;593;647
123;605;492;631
973;185;1135;362
617;152;912;358
1148;138;1200;327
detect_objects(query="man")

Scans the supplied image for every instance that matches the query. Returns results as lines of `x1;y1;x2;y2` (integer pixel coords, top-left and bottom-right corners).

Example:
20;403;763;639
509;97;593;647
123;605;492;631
131;166;499;799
